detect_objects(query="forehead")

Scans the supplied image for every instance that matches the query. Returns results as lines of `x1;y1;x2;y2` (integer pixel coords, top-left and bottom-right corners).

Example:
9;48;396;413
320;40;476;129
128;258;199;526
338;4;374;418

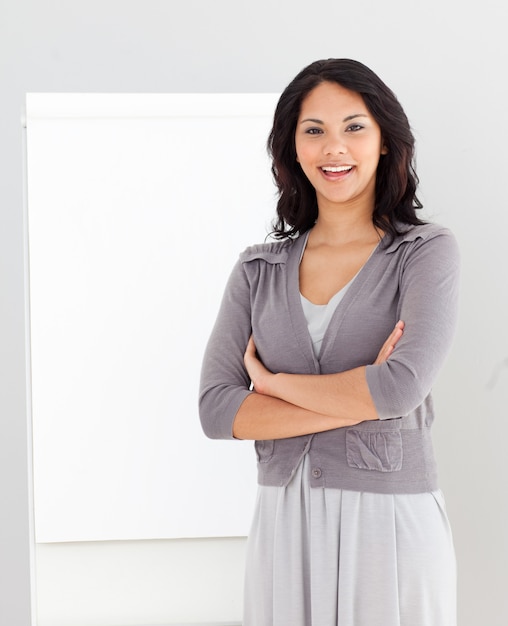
298;81;369;118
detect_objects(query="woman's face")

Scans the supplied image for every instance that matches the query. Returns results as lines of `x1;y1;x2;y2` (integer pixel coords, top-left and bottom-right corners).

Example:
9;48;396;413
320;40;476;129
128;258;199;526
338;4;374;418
295;81;387;215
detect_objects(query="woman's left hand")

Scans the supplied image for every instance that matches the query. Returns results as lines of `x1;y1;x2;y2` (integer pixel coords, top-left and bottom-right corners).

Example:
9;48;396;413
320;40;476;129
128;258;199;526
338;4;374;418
373;320;405;365
244;336;273;394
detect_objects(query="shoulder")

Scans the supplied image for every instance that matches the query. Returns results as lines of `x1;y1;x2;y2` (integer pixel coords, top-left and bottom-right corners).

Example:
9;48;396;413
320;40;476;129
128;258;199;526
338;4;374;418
238;237;298;265
384;222;460;285
384;222;458;255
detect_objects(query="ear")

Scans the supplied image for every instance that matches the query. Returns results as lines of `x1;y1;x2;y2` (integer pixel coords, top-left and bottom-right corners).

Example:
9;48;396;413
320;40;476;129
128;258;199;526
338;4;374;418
380;141;388;155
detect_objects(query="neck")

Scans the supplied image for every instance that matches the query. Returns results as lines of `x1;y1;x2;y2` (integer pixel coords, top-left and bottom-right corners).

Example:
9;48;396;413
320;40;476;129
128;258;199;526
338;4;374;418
311;207;381;246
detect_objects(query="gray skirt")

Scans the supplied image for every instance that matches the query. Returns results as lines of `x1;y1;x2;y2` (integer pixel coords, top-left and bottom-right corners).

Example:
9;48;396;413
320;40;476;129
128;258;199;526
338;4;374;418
243;453;456;626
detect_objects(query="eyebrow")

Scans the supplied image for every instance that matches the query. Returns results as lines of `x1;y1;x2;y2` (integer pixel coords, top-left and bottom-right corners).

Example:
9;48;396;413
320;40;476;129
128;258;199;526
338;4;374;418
299;113;369;124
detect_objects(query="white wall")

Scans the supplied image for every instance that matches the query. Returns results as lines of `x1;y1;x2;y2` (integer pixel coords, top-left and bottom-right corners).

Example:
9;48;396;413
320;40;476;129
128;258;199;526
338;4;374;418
35;538;246;626
1;1;507;625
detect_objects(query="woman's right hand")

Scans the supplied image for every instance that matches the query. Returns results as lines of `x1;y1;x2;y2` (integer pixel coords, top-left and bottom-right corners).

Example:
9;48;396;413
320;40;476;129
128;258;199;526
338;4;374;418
373;320;405;365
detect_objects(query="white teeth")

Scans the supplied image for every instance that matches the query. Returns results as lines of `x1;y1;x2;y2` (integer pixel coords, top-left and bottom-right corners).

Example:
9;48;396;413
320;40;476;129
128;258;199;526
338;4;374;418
321;165;353;173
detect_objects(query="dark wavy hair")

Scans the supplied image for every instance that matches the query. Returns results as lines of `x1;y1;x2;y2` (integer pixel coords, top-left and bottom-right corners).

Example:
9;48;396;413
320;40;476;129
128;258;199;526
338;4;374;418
268;58;424;240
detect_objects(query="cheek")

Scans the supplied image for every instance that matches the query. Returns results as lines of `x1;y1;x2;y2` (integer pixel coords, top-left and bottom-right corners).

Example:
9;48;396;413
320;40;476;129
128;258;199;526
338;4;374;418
295;142;314;168
296;158;314;181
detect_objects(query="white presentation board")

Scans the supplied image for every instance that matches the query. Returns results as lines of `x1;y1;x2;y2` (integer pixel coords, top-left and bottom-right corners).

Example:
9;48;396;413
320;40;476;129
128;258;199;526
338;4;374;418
26;93;280;543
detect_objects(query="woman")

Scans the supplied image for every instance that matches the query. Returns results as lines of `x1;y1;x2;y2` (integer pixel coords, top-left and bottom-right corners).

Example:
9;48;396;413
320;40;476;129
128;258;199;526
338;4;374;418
199;59;459;626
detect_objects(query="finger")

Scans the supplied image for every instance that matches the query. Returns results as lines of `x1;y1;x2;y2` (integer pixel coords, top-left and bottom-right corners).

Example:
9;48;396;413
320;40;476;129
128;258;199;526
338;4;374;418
374;321;404;364
386;320;405;346
245;335;255;354
388;320;404;337
394;319;405;333
388;326;403;347
244;336;259;366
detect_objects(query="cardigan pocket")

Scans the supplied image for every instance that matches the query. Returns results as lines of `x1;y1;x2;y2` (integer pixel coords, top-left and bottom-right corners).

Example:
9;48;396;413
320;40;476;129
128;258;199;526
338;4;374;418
345;429;403;472
255;439;275;463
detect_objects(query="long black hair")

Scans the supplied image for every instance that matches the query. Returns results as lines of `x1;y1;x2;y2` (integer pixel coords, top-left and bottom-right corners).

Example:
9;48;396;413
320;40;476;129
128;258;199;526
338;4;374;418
268;58;424;240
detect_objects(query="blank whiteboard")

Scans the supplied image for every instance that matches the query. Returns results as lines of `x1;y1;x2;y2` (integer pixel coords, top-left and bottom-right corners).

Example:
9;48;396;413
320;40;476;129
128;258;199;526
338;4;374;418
26;93;280;543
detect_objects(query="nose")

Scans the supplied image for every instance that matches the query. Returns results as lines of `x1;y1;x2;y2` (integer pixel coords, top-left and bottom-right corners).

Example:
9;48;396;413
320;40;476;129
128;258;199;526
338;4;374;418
323;134;348;156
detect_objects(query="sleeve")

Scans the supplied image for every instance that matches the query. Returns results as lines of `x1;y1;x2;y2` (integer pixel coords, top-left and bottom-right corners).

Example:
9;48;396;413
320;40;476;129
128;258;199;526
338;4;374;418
198;257;253;439
365;229;461;419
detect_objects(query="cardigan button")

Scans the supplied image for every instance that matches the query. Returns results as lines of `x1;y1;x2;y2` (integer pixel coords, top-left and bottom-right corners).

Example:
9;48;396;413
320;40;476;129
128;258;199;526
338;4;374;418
311;468;322;479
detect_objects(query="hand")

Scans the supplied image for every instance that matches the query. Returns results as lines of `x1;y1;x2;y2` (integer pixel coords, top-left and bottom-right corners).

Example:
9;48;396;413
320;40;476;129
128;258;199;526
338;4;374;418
244;336;273;394
374;320;404;365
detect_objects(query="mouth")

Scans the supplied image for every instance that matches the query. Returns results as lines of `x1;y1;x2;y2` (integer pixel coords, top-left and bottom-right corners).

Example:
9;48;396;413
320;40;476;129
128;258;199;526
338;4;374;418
320;165;354;180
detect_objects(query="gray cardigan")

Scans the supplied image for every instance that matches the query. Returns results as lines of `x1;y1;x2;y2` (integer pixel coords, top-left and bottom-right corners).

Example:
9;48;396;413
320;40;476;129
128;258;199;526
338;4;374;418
199;223;460;494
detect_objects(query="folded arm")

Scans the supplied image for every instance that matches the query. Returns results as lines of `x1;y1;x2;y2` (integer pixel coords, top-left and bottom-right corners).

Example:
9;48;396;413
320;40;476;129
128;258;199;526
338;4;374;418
231;393;365;440
234;322;405;439
199;229;460;442
237;232;460;435
199;257;401;441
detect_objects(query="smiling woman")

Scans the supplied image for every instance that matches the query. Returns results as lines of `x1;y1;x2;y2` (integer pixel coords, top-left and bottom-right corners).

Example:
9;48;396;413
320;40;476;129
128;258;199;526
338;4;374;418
199;59;460;626
294;83;389;307
295;82;387;216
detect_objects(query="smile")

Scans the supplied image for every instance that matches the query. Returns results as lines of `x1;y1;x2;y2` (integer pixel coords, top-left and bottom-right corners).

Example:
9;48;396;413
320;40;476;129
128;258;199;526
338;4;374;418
321;165;353;173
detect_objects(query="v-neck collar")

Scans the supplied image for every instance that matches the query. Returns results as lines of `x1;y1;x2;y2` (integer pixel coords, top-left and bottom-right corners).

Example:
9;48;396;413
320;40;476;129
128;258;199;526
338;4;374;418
286;230;384;370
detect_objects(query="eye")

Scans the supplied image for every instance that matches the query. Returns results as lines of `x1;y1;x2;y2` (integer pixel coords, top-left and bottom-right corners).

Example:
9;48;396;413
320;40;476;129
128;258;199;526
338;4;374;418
346;123;364;132
304;127;323;135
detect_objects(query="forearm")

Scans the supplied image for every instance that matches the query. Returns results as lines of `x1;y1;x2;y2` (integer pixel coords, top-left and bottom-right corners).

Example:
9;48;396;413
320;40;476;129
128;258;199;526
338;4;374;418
255;366;379;422
232;392;363;440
